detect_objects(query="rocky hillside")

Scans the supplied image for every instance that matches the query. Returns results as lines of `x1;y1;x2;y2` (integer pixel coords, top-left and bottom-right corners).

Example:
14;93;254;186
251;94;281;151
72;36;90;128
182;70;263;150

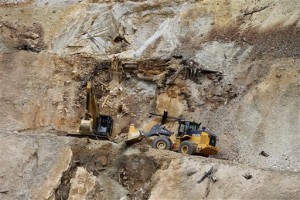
0;0;299;199
1;133;300;200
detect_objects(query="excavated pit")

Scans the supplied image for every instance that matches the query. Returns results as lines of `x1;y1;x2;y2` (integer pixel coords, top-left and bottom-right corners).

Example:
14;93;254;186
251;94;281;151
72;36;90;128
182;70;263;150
55;139;163;200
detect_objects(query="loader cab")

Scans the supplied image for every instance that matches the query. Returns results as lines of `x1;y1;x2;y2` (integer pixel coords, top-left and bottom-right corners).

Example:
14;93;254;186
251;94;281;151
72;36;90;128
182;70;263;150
96;115;113;137
177;121;200;137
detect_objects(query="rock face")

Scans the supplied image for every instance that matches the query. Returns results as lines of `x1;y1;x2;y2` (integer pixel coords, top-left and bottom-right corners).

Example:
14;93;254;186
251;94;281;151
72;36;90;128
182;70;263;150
1;133;299;200
0;133;72;200
149;155;300;200
0;0;299;199
68;167;96;200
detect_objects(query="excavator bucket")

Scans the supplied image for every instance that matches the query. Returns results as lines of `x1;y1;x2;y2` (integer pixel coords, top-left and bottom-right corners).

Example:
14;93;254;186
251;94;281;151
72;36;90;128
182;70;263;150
125;124;143;145
79;119;93;134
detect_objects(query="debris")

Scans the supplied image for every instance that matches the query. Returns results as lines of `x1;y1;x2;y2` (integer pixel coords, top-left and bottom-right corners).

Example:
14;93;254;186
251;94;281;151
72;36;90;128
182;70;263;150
23;32;40;40
210;176;218;182
166;66;184;85
0;190;9;194
187;171;197;176
94;169;106;175
99;81;108;87
118;104;123;113
243;4;270;16
86;138;91;144
120;196;128;200
15;44;42;52
260;151;269;157
243;173;253;179
99;155;108;166
197;167;213;184
64;80;71;85
172;55;183;59
101;96;109;108
180;59;199;68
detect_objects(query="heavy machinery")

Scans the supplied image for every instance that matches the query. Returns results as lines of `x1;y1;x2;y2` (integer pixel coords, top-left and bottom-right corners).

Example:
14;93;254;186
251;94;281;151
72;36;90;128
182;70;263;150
67;80;113;140
127;111;218;156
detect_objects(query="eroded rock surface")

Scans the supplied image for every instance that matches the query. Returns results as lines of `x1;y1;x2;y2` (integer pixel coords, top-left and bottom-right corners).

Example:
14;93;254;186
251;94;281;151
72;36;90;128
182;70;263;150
0;133;72;200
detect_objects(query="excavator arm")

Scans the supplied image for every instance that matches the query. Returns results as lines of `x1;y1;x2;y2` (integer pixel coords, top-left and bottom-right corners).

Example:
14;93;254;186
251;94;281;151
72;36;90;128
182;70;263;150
86;80;99;129
78;79;113;139
79;80;99;134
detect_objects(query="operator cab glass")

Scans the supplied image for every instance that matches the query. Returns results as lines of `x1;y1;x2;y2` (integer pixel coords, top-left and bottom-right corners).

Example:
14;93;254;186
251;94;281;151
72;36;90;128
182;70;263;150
177;121;200;137
189;122;200;131
96;115;113;136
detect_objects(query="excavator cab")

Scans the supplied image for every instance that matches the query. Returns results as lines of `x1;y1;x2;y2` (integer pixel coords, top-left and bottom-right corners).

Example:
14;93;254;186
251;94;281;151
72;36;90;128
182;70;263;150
96;115;113;136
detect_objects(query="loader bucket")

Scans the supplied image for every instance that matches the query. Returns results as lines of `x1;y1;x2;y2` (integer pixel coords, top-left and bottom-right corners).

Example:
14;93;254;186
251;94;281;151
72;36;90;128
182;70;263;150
125;124;143;145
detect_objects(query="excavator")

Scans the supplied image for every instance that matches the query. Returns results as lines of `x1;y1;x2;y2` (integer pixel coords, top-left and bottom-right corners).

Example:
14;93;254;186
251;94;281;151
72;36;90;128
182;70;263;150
126;111;218;156
67;80;113;140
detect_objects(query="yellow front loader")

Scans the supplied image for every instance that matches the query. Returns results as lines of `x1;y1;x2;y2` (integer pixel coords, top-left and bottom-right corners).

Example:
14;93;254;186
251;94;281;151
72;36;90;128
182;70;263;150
127;111;219;156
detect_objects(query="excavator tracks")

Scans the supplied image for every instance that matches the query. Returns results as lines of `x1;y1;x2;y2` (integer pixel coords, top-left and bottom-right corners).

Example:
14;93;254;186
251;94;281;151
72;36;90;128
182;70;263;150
66;134;110;141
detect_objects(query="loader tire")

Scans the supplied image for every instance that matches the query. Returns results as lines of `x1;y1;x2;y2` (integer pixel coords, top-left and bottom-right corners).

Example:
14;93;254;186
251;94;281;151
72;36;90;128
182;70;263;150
179;141;196;155
152;137;172;150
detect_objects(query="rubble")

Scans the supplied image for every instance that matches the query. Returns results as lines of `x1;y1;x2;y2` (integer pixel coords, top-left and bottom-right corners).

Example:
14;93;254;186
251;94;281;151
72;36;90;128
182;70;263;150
260;151;270;157
210;176;218;182
197;167;214;184
0;21;45;52
243;173;253;180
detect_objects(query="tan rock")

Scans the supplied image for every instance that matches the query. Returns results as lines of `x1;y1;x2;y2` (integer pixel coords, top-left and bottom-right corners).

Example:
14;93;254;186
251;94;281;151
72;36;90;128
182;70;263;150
32;147;73;200
68;167;96;200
